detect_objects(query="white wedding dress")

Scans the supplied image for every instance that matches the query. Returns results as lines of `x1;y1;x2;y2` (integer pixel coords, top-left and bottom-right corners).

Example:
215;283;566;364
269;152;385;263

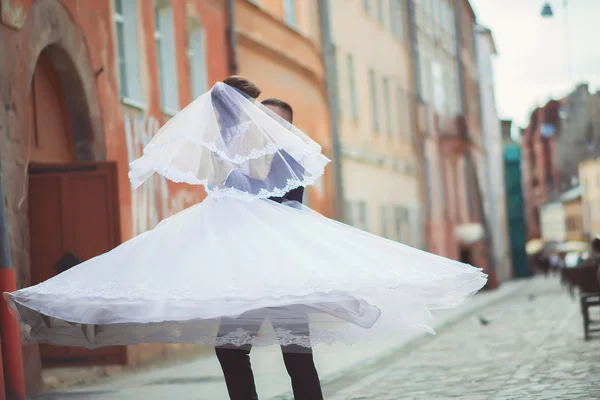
5;83;487;350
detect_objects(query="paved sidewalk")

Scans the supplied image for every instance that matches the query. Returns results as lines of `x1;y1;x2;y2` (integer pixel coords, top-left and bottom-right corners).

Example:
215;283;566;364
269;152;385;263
327;276;600;400
34;278;530;400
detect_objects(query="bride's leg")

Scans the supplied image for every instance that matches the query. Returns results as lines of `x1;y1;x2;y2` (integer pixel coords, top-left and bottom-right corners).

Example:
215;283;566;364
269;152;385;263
215;316;261;400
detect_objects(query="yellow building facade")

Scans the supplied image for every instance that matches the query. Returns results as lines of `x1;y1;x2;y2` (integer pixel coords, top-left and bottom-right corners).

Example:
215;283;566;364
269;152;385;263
329;0;423;247
580;158;600;240
560;187;583;242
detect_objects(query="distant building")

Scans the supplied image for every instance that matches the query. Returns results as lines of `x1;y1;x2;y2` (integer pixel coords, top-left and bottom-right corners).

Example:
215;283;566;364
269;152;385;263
540;202;566;243
409;0;461;256
579;158;600;240
555;85;600;192
521;100;559;239
522;84;600;239
502;120;529;278
409;0;493;284
560;186;583;242
475;24;511;284
539;186;583;245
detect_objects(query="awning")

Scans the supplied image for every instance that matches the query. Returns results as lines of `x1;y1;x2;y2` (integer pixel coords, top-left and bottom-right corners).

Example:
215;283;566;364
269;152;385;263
526;239;545;255
556;241;588;253
455;223;485;245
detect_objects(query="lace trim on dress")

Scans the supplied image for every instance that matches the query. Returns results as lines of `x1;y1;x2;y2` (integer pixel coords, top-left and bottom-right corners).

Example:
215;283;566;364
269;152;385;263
128;154;330;200
142;135;283;165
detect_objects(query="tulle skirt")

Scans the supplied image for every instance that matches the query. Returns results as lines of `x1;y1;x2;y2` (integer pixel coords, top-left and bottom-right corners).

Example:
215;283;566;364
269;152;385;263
6;190;487;350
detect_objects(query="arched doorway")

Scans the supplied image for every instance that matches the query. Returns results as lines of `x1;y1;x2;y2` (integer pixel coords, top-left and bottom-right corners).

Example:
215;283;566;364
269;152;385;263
27;50;125;367
28;53;75;163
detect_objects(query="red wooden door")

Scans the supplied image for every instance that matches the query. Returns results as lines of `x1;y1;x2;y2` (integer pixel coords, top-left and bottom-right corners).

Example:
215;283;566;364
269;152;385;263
28;162;125;367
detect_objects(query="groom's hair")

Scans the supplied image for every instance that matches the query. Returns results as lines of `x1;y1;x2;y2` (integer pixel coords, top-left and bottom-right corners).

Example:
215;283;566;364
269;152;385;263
222;75;261;99
262;98;294;123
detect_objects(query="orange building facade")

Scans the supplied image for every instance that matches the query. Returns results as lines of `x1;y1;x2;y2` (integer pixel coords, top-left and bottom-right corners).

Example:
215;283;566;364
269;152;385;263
0;0;230;395
233;0;334;215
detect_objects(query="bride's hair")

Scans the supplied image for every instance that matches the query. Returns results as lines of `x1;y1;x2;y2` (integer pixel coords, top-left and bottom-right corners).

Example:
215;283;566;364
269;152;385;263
221;75;261;99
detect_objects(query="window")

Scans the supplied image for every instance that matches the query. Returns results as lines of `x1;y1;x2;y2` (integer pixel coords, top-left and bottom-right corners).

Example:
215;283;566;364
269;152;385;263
380;205;388;238
432;61;445;113
433;0;442;29
446;0;456;33
283;0;297;26
421;56;432;105
443;69;454;117
188;24;208;100
332;45;341;116
346;54;358;122
377;0;384;24
394;207;403;242
114;0;144;104
369;69;380;133
394;206;410;243
383;77;392;136
358;201;369;231
397;85;408;140
406;91;414;142
363;0;370;14
346;200;369;230
345;201;354;226
443;1;453;33
390;0;404;40
448;2;456;37
155;4;179;114
411;206;424;248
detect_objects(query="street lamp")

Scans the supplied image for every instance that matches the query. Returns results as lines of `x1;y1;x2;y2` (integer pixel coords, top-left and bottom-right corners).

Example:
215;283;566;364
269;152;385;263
541;2;554;17
540;0;569;19
540;0;573;89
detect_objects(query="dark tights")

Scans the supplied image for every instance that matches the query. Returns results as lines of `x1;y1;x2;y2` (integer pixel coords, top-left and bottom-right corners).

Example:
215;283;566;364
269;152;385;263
216;317;323;400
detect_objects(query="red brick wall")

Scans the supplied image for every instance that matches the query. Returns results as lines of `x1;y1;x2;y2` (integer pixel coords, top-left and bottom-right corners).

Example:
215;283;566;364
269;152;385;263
0;0;230;394
521;102;562;239
56;0;230;241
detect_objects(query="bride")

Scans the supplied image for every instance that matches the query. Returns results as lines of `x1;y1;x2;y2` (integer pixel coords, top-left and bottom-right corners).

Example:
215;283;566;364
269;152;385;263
5;76;487;397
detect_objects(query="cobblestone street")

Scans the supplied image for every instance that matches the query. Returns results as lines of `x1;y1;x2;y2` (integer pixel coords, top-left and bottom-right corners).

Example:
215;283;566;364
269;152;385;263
326;277;600;400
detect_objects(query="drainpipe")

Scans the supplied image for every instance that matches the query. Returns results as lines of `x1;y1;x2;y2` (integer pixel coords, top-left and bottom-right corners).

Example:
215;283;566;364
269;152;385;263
454;0;466;126
454;0;473;213
226;0;238;75
453;1;476;220
0;164;26;400
318;0;344;222
407;0;430;250
471;19;495;286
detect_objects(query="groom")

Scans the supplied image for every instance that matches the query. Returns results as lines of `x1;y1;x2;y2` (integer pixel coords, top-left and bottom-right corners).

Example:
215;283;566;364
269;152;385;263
215;76;323;400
